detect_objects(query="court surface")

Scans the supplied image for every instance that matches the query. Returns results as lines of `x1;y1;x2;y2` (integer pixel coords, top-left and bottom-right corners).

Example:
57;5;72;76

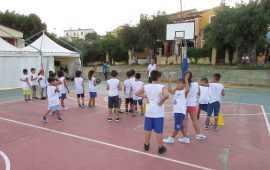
0;84;270;170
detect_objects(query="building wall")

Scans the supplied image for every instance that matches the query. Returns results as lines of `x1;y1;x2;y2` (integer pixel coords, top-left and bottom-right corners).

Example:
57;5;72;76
0;24;24;48
64;29;95;41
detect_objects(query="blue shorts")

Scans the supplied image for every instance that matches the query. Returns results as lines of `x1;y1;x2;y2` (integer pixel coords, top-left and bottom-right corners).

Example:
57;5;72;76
77;93;85;98
144;117;164;134
48;105;61;111
90;92;97;98
174;113;185;131
207;101;220;117
133;99;143;106
108;95;119;109
60;93;67;100
199;104;208;112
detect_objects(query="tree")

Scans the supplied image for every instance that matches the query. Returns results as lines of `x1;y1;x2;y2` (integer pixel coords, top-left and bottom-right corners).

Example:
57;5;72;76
204;1;270;62
98;34;121;63
118;25;139;54
85;32;99;41
0;10;47;40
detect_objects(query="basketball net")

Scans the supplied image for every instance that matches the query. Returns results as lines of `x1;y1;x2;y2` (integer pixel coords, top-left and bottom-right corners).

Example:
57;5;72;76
174;37;182;45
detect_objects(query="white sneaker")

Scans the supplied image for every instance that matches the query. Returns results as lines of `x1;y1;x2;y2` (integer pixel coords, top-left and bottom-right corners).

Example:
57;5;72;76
178;137;190;144
195;134;206;140
163;136;175;143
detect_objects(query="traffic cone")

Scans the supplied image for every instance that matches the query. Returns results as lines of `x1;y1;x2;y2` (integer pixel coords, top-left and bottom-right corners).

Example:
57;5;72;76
217;113;224;126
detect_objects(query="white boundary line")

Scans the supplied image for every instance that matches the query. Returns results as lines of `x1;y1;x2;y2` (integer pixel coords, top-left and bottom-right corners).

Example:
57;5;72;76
261;105;270;136
0;117;212;170
0;150;11;170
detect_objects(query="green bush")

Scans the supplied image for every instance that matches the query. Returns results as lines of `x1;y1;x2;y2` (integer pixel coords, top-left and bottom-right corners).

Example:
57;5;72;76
111;47;128;62
187;48;211;63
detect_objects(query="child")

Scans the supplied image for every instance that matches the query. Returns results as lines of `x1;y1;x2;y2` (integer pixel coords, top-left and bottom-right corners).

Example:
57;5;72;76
197;78;210;120
38;69;47;100
41;77;64;123
124;71;132;113
163;77;190;144
30;68;39;99
205;73;225;131
107;70;122;122
20;69;31;101
130;69;136;111
74;70;85;108
135;70;169;154
131;73;144;116
58;70;69;109
88;70;97;107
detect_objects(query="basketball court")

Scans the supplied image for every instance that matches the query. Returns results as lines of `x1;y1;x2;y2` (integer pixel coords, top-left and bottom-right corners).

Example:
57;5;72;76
0;85;270;170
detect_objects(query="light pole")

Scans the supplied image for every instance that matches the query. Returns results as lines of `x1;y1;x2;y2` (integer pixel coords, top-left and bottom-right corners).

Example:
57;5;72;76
180;0;183;20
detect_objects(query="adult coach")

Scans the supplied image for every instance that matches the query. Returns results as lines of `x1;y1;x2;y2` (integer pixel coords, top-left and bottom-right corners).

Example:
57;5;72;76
102;61;107;80
147;59;158;83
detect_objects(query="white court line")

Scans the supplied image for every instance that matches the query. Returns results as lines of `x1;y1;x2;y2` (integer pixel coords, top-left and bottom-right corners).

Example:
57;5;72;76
0;150;11;170
164;112;270;116
0;117;212;170
261;105;270;136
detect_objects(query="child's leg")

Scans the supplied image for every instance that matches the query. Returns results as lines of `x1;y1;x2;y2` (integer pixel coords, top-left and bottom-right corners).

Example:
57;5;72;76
171;130;179;138
82;97;85;106
156;133;163;147
40;88;44;98
189;110;201;134
77;95;80;105
55;110;61;117
114;108;119;117
61;99;65;108
118;98;122;110
144;131;151;144
140;105;144;114
197;107;201;119
27;94;30;100
93;98;95;107
206;103;214;125
108;108;113;117
43;110;51;118
125;98;129;111
213;101;221;126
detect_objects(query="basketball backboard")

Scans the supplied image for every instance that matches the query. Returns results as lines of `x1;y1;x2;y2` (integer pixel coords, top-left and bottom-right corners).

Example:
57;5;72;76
166;21;195;40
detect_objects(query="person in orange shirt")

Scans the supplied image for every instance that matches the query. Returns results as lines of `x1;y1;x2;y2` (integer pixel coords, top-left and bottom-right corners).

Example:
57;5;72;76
257;53;265;66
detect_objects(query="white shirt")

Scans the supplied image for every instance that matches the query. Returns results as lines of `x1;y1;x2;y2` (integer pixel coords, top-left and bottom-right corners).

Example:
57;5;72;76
59;77;67;94
132;81;143;100
107;79;120;97
124;78;132;98
38;75;46;88
209;83;224;103
144;84;165;118
186;82;199;106
21;75;30;90
147;64;157;77
47;85;60;107
89;77;96;92
173;90;186;115
30;73;38;86
74;77;84;94
199;86;210;104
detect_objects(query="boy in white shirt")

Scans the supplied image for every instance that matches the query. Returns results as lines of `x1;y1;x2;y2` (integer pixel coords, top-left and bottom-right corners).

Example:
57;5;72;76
107;70;122;122
205;73;225;131
20;69;31;102
41;77;64;123
30;68;39;99
131;73;144;116
74;70;85;108
38;69;47;100
135;70;169;154
124;71;132;113
58;70;69;109
163;77;190;144
197;78;210;120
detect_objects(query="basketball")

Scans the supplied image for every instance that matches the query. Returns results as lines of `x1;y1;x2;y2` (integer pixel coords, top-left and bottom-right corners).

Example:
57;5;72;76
96;77;101;85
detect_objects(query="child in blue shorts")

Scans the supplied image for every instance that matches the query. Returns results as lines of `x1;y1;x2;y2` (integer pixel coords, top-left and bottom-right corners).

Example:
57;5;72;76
205;73;225;131
163;76;190;144
135;70;169;154
88;70;97;107
197;78;209;120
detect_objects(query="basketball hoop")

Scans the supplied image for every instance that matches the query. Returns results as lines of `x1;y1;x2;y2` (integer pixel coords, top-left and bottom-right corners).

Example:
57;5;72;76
174;37;182;45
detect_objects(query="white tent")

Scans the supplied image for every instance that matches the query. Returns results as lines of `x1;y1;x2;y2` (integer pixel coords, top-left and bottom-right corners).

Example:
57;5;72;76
22;33;81;79
0;38;40;90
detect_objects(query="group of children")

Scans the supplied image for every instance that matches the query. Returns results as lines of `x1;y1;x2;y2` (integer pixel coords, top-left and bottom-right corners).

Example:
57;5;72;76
20;66;225;155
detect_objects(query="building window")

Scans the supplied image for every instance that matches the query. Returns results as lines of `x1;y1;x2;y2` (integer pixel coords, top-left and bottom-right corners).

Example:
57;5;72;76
74;33;76;36
209;15;215;24
81;32;83;35
66;33;68;36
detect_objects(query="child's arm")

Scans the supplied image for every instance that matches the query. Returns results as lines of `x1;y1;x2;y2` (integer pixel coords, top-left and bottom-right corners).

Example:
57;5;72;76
221;88;225;96
118;82;122;91
94;79;97;86
135;86;146;98
64;78;69;93
107;83;109;91
168;78;176;94
197;87;200;96
26;77;30;87
37;77;41;86
82;79;85;94
55;86;60;93
158;87;169;106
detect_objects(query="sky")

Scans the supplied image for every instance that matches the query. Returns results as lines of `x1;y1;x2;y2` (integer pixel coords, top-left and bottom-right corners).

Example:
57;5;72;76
0;0;249;36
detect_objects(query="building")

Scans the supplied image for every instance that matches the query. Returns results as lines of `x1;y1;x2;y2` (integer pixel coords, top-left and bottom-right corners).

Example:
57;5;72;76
64;28;96;41
0;24;24;48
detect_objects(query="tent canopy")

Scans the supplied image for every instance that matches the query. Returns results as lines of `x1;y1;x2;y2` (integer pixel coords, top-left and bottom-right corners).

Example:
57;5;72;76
22;33;80;57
